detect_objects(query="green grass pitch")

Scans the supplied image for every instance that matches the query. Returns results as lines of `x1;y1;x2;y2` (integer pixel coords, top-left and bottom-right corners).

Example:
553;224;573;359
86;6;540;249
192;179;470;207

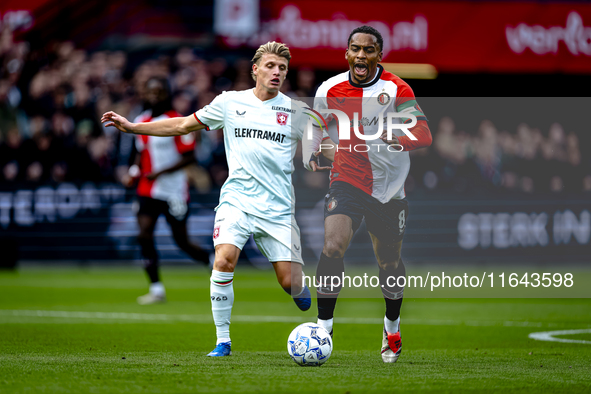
1;266;590;393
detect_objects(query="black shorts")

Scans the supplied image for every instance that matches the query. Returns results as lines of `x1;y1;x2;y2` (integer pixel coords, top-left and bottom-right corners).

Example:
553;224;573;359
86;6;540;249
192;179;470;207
137;196;189;224
324;181;409;243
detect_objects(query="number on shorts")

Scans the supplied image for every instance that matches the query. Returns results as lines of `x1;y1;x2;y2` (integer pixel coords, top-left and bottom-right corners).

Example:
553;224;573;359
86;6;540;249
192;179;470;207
398;210;406;230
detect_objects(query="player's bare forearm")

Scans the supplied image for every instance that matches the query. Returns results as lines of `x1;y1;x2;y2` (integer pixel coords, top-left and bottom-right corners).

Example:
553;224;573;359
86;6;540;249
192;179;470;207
306;137;334;171
101;112;204;136
131;116;193;136
319;138;336;162
302;124;331;171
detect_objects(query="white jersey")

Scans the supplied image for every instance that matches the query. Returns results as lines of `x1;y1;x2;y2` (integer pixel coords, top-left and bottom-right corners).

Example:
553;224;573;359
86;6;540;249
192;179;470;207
194;89;309;219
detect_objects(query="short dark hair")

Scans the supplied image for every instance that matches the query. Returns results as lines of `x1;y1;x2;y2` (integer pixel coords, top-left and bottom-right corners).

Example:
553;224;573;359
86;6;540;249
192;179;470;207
347;25;384;51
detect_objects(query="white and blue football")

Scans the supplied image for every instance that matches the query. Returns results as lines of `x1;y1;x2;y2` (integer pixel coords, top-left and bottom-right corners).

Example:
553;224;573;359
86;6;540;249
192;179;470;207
287;323;332;366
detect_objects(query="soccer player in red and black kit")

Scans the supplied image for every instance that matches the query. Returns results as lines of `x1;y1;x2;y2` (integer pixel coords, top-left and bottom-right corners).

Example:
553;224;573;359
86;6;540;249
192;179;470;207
123;77;210;304
304;26;432;362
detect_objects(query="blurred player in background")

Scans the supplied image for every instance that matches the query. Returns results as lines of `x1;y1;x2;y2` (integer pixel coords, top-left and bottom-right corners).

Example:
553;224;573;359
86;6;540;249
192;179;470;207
102;42;318;357
303;26;432;363
123;77;210;305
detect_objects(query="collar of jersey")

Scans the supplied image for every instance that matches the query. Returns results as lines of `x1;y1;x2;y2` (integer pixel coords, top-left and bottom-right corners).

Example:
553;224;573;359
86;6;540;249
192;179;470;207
250;88;282;104
348;64;383;88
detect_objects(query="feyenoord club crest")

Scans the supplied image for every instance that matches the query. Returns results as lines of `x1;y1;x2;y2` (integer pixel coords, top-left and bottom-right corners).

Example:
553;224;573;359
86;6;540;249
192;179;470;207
377;92;390;105
213;225;220;240
327;197;338;212
277;112;289;125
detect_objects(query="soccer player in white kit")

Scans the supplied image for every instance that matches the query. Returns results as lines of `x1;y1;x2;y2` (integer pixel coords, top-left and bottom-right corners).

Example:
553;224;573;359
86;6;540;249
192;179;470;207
102;42;315;357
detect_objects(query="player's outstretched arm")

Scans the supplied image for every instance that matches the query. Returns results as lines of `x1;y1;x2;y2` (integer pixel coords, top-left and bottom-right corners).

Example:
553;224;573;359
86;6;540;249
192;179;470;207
101;111;205;136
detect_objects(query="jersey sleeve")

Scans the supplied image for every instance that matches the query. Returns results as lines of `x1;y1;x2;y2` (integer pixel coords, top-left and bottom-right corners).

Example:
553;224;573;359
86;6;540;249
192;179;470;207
174;133;196;154
312;83;333;141
299;100;324;170
391;78;432;151
394;81;428;123
193;92;226;131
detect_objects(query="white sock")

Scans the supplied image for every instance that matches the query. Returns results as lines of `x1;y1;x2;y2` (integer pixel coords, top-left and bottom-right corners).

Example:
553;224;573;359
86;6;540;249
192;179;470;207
210;270;234;344
149;282;165;297
317;318;333;333
384;315;400;334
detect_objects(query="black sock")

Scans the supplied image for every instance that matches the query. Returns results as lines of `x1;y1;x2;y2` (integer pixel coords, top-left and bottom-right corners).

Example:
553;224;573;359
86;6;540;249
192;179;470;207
385;297;403;321
143;258;160;283
379;260;406;321
138;236;159;283
316;253;345;320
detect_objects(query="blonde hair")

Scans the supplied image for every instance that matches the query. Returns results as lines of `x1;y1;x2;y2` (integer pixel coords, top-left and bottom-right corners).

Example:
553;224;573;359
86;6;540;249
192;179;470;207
251;41;291;81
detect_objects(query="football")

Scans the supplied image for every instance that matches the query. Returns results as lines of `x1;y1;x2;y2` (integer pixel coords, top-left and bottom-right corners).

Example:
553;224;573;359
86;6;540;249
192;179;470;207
287;323;333;366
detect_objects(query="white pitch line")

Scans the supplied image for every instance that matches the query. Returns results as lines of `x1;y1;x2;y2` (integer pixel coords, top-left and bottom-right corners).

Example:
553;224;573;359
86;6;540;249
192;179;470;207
0;310;578;329
529;329;591;344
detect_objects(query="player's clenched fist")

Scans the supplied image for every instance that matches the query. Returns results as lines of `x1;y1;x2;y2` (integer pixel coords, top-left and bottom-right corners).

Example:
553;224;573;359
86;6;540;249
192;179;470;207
380;131;401;147
101;111;134;133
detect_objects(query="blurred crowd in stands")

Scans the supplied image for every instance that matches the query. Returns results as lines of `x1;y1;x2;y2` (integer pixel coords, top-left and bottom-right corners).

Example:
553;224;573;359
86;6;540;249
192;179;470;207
408;117;591;195
0;28;589;195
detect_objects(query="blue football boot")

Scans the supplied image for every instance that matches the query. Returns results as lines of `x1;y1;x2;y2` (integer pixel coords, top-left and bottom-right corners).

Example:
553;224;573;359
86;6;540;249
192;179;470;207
207;342;232;357
293;284;311;311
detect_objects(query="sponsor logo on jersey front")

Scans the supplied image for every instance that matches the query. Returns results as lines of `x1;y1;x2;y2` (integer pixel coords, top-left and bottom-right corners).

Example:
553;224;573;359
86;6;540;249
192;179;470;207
271;106;295;113
349;116;381;127
277;112;289;126
234;128;287;143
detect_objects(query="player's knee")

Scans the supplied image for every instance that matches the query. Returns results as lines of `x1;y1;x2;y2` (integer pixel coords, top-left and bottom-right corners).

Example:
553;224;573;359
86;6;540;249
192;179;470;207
213;255;234;272
323;239;347;259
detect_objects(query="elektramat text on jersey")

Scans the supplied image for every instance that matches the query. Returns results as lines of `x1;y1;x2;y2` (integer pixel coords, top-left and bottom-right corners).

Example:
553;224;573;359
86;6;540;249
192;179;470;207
234;128;287;143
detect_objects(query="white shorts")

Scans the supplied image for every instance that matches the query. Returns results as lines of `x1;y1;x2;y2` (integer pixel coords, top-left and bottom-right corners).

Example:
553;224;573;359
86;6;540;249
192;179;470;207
212;203;303;264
